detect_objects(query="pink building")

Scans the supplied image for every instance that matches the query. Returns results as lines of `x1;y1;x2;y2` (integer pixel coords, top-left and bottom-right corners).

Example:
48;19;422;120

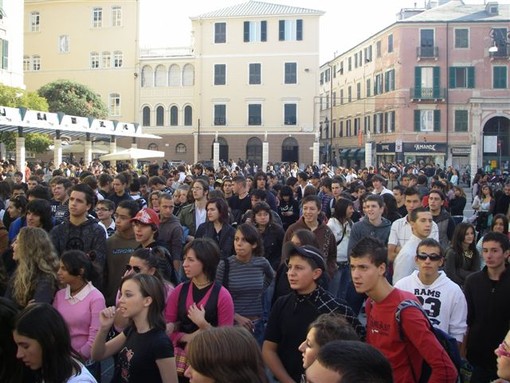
320;0;509;175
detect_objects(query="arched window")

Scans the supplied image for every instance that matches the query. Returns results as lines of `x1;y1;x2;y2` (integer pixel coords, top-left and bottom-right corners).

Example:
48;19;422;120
184;106;192;126
246;137;262;166
169;64;180;86
155;65;167;87
142;106;151;126
183;64;195;86
148;143;158;150
156;106;164;126
141;65;153;87
282;136;299;163
170;106;178;126
176;143;187;153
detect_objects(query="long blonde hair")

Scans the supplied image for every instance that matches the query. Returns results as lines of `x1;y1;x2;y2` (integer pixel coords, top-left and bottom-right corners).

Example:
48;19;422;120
13;227;59;307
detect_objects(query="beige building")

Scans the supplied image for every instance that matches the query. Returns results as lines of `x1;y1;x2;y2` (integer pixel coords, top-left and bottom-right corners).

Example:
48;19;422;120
320;0;510;174
23;0;139;123
139;1;324;167
0;0;24;88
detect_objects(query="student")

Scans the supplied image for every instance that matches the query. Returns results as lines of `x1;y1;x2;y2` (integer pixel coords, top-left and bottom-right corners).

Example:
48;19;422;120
92;274;178;383
298;313;359;370
158;193;184;273
95;199;116;237
304;340;393;383
464;231;510;382
13;303;97;382
394;238;467;344
178;179;209;242
0;297;23;383
350;237;457;383
184;326;268;383
495;329;510;382
262;244;365;383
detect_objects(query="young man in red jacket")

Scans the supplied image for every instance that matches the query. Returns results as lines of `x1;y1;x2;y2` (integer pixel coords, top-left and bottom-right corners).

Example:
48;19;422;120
350;237;457;383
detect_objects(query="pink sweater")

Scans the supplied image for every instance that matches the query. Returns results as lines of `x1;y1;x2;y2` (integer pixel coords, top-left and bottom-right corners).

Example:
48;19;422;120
165;282;234;345
53;283;106;360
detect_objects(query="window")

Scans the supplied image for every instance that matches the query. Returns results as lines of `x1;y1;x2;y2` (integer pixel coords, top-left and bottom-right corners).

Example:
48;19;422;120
90;52;99;69
249;63;261;85
356;83;361;100
376;41;382;57
102;51;111;68
183;64;194;86
414;110;441;132
142;106;151;126
449;67;474;88
365;45;373;62
285;62;297;84
92;7;102;28
58;35;69;53
332;91;336;106
279;19;303;41
385;111;395;133
156;106;164;126
354;118;360;136
284;104;297;125
248;104;262;125
491;28;508;57
176;143;187;153
155;65;166;86
215;22;226;43
384;69;395;92
347;86;352;103
30;12;40;32
320;72;324;85
23;56;30;71
420;29;435;57
333;122;336;138
455;110;468;132
325;93;330;109
214;64;226;85
324;68;330;82
374;73;383;95
388;34;394;53
366;78;371;97
348;57;352;71
184;106;192;126
109;93;120;116
244;21;267;42
32;55;41;71
141;65;153;87
493;66;507;89
112;6;122;27
414;66;441;98
170;106;178;126
340;89;344;105
169;64;180;86
346;120;352;136
113;51;123;68
148;143;158;151
354;53;358;69
214;104;226;125
455;29;469;48
364;115;371;135
0;39;7;69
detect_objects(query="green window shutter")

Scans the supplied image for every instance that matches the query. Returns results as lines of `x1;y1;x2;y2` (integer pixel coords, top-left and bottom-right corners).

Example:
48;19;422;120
2;39;7;70
261;21;267;42
433;67;440;98
467;67;475;88
434;110;441;132
414;110;421;132
414;67;421;97
243;22;249;42
296;19;303;41
449;67;456;88
455;110;468;132
279;20;285;41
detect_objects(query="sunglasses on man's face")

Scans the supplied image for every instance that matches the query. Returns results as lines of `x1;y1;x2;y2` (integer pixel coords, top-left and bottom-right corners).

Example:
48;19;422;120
416;253;443;262
125;264;141;273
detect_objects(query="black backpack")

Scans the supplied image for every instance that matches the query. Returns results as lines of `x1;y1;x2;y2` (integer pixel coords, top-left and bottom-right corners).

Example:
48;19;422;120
395;299;461;383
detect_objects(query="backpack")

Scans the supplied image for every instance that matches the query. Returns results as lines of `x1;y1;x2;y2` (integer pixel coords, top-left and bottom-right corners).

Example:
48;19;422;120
395;299;461;383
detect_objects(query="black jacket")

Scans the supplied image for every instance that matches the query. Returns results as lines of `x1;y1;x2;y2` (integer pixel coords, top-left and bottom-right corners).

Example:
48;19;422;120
195;221;235;259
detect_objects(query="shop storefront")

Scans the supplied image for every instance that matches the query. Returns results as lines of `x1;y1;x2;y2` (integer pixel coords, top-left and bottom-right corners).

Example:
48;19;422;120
451;146;471;172
403;142;447;165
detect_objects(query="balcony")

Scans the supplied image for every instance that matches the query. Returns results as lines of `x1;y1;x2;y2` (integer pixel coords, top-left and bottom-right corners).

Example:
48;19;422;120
410;87;446;102
416;46;439;60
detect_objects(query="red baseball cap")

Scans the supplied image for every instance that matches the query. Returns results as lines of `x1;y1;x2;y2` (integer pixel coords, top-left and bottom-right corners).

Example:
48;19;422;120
130;208;160;227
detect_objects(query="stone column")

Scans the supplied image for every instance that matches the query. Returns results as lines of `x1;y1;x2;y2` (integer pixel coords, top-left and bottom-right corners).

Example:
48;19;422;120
131;139;137;169
84;138;93;168
16;135;26;181
109;136;117;170
213;141;220;171
53;137;62;168
193;133;199;164
365;142;373;169
262;141;269;172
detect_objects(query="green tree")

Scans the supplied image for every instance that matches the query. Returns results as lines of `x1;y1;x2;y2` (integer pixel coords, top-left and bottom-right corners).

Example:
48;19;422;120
38;79;108;119
0;84;52;153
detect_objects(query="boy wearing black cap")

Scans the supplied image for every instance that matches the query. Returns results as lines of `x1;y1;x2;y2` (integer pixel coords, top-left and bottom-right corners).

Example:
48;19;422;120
262;244;365;383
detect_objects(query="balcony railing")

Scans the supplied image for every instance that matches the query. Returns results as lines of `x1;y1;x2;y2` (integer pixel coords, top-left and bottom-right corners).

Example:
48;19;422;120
416;46;439;59
410;87;446;101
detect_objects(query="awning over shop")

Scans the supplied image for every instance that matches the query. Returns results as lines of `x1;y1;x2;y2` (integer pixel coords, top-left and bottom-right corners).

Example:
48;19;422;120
354;148;365;160
340;149;351;159
347;149;356;159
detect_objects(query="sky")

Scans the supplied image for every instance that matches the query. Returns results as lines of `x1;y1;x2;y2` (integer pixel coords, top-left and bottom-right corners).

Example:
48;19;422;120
139;0;485;63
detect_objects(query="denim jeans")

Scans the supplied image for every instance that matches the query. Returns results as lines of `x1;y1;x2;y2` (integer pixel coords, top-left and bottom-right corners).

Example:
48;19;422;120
328;263;351;302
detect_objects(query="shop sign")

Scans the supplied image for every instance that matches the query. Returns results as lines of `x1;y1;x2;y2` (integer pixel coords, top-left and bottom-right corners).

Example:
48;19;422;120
403;142;447;153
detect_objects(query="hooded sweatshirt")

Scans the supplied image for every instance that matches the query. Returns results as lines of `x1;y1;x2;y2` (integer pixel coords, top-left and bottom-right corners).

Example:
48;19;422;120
348;216;392;256
394;270;467;342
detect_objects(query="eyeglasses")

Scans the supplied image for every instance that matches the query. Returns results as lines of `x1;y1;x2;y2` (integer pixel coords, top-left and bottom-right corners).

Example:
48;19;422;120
496;341;510;358
416;253;443;262
95;208;110;212
125;264;142;273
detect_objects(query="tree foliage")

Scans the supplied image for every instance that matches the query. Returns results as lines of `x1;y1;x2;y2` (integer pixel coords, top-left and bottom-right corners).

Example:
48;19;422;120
0;85;51;153
38;79;108;119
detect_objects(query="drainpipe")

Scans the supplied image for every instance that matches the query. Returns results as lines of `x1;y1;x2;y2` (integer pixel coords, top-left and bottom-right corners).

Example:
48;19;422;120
445;22;450;168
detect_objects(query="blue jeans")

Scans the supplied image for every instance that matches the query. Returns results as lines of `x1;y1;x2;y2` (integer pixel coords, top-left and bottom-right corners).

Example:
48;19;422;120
252;318;266;346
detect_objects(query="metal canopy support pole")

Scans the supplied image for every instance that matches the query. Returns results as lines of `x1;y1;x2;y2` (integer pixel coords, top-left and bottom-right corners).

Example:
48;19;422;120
84;133;93;167
16;127;26;181
109;135;117;170
54;130;62;168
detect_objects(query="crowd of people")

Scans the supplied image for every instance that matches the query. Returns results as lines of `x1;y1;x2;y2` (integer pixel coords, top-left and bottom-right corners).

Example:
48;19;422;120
0;157;509;383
